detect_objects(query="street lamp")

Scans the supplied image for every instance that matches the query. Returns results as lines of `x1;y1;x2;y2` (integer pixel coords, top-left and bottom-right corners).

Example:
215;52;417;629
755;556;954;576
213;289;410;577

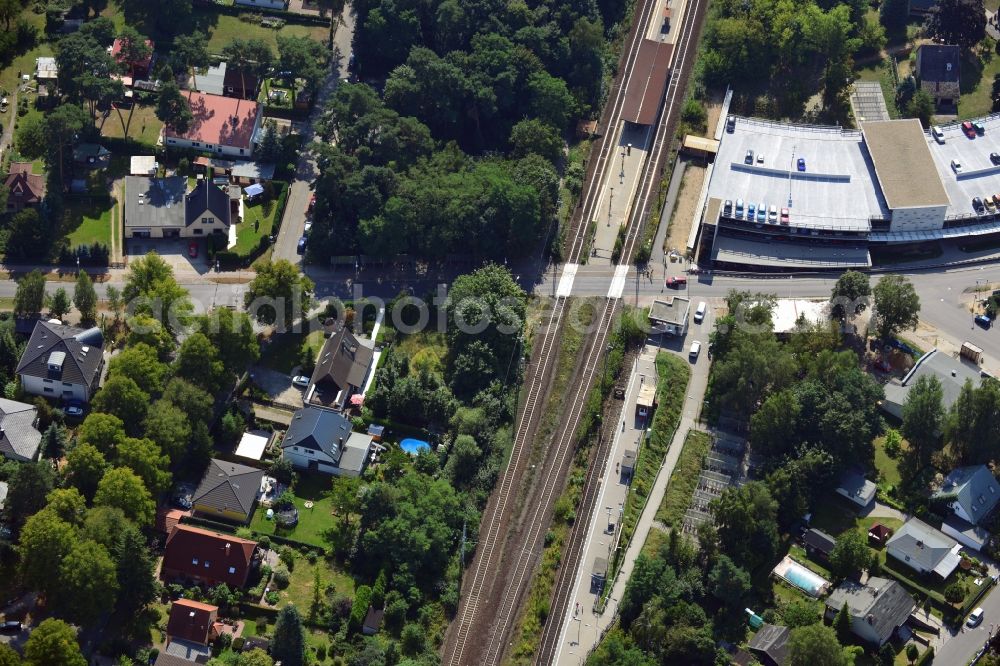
608;188;614;227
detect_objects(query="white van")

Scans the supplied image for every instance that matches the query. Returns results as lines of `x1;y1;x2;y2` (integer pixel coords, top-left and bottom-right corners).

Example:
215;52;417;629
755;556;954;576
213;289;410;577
932;126;945;143
694;301;707;324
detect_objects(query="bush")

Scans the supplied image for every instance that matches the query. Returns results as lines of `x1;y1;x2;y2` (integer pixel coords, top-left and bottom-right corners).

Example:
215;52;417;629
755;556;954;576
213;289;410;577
944;582;965;603
350;585;372;631
278;544;296;570
265;590;280;605
272;565;291;588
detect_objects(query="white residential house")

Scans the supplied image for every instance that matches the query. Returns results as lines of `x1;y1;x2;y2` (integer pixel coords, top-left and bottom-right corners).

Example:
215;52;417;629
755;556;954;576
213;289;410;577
280;406;373;476
15;322;104;403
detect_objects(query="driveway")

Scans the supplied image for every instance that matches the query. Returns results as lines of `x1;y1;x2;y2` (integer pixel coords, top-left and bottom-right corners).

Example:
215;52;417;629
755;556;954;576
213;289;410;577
250;366;305;409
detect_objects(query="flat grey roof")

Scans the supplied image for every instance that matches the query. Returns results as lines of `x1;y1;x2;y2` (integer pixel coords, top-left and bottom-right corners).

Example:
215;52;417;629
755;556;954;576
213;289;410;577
708;117;888;231
124;176;186;228
712;235;871;268
649;297;689;325
862;119;950;209
926;114;1000;218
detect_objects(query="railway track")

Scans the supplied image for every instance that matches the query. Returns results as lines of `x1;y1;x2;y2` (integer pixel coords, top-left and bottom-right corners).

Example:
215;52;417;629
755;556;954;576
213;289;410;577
533;0;711;661
441;0;693;662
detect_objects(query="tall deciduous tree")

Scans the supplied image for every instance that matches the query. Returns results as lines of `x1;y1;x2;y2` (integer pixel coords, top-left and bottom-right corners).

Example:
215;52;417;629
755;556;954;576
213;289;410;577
14;270;46;316
243;260;314;330
788;623;849;666
711;481;780;574
46;288;71;320
872;274;920;341
74;271;98;326
830;270;871;319
6;461;55;528
94;467;156;526
117;437;171;494
946;380;1000;464
829;530;873;578
144;400;193;461
195;308;260;377
902;375;944;466
928;0;986;49
174;31;209;90
92;376;150;432
123;252;193;335
24;619;87;666
55;540;119;624
107;342;169;396
277;35;328;103
17;509;77;596
65;443;109;500
157;80;193;134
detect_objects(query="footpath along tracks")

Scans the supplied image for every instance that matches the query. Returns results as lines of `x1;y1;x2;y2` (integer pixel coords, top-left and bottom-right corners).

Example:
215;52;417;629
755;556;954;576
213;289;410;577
534;0;710;661
442;1;658;662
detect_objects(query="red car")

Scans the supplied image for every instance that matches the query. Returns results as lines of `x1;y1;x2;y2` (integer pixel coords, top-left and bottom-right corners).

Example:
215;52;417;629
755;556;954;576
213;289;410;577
665;276;687;288
962;121;976;138
188;241;198;258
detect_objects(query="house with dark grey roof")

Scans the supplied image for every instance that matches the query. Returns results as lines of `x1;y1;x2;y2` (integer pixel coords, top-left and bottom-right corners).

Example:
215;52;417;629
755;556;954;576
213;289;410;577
0;398;42;462
280;406;373;476
825;577;915;646
16;321;104;403
191;459;264;524
748;624;790;666
931;465;1000;526
124;176;186;238
886;517;962;579
916;44;960;106
185;179;232;237
803;528;837;562
307;328;374;409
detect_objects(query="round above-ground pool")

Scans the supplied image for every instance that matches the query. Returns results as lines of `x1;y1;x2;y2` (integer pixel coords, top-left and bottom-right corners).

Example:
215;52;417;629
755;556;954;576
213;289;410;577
400;438;430;455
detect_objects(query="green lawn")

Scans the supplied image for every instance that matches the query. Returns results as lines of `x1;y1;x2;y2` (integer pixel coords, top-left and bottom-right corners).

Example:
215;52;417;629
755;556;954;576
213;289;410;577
958;48;1000;120
396;330;448;377
621;353;690;542
854;59;900;120
235;198;281;256
259;328;325;372
196;9;329;55
655;429;711;527
62;198;115;248
271;553;355;611
874;435;903;488
97;103;163;147
249;474;337;547
810;501;904;542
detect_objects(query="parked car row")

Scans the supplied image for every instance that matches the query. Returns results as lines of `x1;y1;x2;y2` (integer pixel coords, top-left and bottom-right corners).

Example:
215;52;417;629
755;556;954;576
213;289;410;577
962;120;986;139
971;193;1000;214
722;199;790;225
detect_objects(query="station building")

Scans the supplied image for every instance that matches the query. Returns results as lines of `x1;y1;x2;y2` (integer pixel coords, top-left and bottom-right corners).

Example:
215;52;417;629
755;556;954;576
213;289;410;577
699;115;1000;270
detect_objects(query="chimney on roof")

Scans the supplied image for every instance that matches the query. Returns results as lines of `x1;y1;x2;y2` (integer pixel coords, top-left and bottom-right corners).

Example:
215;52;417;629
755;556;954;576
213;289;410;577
866;614;875;625
947;62;952;72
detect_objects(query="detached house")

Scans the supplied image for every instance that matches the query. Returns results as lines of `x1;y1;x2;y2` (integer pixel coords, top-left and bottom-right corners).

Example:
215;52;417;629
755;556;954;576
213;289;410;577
164;91;263;158
281;406;373;476
191;458;264;524
824;577;915;646
916;44;960;107
886;517;962;579
0;399;42;463
124;177;232;239
4;163;46;212
307;328;375;409
164;599;217;661
161;524;258;588
932;465;1000;525
16;322;104;403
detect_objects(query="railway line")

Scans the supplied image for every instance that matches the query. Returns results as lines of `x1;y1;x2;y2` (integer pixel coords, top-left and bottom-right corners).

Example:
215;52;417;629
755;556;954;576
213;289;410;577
533;0;709;661
441;0;705;661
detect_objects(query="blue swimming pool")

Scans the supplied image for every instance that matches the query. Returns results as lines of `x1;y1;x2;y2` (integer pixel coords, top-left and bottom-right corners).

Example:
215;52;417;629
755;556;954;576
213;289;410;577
773;556;829;598
400;438;430;455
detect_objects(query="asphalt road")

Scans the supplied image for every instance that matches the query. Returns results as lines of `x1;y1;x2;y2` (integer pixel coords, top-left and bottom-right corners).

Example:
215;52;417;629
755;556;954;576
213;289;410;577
271;7;357;265
935;578;1000;665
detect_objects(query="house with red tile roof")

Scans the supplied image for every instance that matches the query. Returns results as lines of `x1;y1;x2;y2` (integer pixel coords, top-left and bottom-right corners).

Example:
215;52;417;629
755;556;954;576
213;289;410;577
161;524;258;588
4;163;46;213
166;598;218;646
111;37;155;79
164;92;263;158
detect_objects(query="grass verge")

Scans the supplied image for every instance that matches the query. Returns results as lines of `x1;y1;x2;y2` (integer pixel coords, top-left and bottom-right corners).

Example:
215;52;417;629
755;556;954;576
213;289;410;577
618;353;690;545
654;430;711;527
